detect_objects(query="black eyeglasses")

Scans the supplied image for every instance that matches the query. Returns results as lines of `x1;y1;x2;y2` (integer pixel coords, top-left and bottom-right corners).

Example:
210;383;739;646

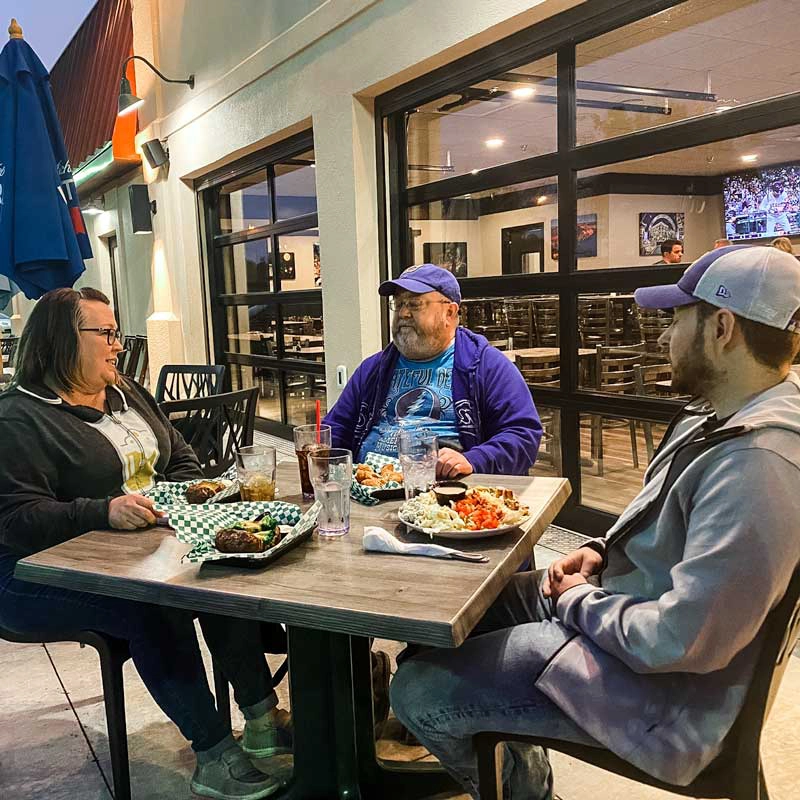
79;327;122;345
388;297;453;314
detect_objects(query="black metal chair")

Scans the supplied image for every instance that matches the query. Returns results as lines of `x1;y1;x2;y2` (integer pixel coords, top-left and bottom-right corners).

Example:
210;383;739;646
474;564;800;800
1;335;19;367
154;364;225;404
117;336;145;382
0;625;132;800
160;388;258;478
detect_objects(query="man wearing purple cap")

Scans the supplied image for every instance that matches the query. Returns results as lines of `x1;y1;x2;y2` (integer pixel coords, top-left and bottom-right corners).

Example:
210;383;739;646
391;246;800;799
324;264;542;477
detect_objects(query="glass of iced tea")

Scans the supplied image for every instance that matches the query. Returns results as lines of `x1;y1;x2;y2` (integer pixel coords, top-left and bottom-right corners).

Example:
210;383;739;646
236;446;277;501
293;423;332;500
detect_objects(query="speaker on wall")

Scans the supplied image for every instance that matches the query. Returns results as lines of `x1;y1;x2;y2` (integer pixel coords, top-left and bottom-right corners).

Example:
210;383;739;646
141;139;169;169
129;184;154;234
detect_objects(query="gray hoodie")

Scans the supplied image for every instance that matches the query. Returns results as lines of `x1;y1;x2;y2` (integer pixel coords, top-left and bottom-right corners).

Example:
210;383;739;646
535;372;800;785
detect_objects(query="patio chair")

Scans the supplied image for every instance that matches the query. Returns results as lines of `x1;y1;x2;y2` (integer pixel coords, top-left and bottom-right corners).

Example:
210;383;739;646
154;364;226;404
160;388;258;478
0;335;19;366
474;562;800;800
0;625;133;800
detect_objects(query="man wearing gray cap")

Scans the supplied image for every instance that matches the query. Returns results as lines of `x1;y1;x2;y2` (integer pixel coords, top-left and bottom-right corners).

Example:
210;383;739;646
324;264;542;478
391;246;800;799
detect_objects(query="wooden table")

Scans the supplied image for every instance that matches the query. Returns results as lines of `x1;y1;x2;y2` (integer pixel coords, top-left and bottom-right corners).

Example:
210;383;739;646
504;347;596;362
16;464;570;799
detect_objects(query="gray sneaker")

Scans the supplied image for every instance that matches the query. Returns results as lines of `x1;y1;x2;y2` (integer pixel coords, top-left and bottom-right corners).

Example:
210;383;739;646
190;744;280;800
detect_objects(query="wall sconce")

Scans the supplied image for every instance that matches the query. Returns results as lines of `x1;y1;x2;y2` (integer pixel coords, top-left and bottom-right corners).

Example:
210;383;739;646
129;185;156;234
141;139;169;169
117;56;194;117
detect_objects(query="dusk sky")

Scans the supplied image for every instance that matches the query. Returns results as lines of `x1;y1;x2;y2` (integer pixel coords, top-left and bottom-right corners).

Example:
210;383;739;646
3;0;97;69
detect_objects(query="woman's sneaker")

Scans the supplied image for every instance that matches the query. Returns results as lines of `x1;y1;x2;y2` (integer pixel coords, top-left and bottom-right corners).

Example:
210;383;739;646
191;743;280;799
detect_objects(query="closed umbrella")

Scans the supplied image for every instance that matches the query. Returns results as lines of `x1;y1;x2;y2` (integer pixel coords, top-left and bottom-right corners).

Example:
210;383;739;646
0;19;91;300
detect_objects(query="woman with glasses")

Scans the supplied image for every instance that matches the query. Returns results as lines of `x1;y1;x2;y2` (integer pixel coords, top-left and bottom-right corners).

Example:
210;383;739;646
0;288;285;800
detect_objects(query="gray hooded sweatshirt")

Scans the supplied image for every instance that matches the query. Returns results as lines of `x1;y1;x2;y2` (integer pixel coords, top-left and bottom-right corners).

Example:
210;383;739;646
535;372;800;785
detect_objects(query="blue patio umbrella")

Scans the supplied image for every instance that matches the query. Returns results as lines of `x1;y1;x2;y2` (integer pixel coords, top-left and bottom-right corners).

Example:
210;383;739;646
0;20;91;300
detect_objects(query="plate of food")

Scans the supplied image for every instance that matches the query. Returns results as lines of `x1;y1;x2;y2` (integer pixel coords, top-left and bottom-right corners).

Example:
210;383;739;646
352;453;404;503
398;485;530;539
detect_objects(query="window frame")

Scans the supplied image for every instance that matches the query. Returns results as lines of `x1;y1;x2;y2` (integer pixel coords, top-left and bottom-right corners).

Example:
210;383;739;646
375;0;800;534
198;129;323;438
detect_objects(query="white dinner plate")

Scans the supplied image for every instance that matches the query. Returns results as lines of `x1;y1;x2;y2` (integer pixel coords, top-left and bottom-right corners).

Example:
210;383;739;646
398;512;525;540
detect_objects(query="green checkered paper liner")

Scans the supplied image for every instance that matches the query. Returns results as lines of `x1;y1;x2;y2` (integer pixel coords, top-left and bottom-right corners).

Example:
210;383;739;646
351;452;403;506
145;466;241;508
171;500;315;564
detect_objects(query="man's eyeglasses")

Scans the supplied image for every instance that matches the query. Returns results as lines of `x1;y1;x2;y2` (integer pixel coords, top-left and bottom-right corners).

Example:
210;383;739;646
79;327;122;345
388;297;452;314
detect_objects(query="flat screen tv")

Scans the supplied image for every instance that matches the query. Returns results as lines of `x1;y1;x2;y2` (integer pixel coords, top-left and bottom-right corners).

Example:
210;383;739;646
723;163;800;241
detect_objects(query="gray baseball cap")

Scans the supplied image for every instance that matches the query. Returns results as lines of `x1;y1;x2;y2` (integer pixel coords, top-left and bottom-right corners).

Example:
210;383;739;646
634;245;800;332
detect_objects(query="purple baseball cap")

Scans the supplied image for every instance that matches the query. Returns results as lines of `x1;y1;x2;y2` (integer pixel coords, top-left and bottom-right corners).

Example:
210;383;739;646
634;245;800;331
379;264;462;304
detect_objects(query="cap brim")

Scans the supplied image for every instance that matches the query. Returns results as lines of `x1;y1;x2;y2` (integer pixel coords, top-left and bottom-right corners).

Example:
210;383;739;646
378;277;436;296
634;283;697;310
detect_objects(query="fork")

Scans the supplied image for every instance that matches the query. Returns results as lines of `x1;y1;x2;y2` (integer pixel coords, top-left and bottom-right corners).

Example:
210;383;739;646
447;551;489;563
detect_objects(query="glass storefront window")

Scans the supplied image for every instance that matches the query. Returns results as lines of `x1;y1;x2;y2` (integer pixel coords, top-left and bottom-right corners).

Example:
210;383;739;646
274;149;317;220
408;177;557;274
576;0;798;146
231;364;281;423
220;238;272;294
406;54;557;188
580;413;667;514
280;302;324;361
224;305;277;357
218;170;271;234
275;229;320;290
285;371;327;426
531;406;562;477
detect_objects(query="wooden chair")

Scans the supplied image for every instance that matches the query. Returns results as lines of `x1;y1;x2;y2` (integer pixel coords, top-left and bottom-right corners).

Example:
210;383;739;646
160;388;258;478
475;563;800;800
578;297;624;348
154;364;226;404
591;343;647;475
0;625;133;800
503;300;534;348
531;298;559;347
633;361;679;461
635;306;673;355
517;354;561;475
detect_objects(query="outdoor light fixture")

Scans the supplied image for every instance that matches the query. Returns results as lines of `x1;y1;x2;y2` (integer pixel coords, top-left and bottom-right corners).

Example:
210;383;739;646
141;138;169;169
82;198;104;216
117;56;194;117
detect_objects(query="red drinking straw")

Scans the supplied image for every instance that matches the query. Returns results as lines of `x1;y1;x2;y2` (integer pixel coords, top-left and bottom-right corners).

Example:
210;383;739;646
315;399;321;444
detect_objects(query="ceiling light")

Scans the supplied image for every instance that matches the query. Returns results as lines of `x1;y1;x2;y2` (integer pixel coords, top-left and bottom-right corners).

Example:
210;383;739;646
536;195;548;205
511;86;535;100
485;137;504;149
741;154;758;163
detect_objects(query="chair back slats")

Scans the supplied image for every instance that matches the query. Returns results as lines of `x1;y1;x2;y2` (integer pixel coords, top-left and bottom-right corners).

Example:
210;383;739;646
155;364;226;404
633;362;673;397
117;336;148;383
635;306;673;354
531;299;559;347
516;353;561;389
0;336;19;365
160;388;258;478
596;343;647;395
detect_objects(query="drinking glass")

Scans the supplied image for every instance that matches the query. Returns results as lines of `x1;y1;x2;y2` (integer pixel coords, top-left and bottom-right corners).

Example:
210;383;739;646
236;445;277;501
398;430;438;499
308;448;353;536
293;423;332;500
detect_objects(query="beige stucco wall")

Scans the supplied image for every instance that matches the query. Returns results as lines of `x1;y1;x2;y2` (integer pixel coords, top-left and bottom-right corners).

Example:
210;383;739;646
128;0;584;401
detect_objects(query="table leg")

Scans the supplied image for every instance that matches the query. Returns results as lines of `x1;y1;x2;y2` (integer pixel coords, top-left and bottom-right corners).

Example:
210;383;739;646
282;627;459;799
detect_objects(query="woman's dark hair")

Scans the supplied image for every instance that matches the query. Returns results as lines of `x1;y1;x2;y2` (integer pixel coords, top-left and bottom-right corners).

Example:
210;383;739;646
12;287;112;393
695;300;800;370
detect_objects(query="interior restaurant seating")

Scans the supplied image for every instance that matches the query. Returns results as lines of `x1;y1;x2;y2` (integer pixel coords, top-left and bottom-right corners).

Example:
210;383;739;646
474;563;800;800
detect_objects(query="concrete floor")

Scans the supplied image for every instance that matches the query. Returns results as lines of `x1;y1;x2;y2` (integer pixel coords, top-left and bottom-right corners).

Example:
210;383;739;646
2;538;798;800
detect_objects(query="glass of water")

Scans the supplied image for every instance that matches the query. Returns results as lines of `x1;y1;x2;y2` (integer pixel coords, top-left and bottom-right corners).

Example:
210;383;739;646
398;430;438;499
308;448;353;537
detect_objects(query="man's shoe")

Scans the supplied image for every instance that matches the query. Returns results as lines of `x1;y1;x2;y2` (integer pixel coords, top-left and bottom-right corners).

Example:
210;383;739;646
372;650;391;737
241;710;293;759
190;744;280;800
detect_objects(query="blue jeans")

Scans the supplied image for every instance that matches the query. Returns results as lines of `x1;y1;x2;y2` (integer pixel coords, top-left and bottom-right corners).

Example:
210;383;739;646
390;570;599;799
0;550;277;752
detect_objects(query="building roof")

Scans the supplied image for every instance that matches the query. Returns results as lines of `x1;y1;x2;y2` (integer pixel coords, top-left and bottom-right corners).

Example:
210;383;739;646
49;0;133;171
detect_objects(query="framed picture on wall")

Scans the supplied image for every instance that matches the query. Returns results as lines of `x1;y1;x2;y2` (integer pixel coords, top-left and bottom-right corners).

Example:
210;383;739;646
278;251;296;280
550;214;598;261
423;242;468;277
639;212;685;256
312;243;321;286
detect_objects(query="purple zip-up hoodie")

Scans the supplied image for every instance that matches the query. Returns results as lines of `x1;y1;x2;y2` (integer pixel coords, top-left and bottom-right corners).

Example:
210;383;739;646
324;327;542;475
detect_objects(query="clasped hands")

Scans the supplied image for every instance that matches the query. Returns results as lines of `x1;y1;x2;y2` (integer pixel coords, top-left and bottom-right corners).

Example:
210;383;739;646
542;546;604;602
